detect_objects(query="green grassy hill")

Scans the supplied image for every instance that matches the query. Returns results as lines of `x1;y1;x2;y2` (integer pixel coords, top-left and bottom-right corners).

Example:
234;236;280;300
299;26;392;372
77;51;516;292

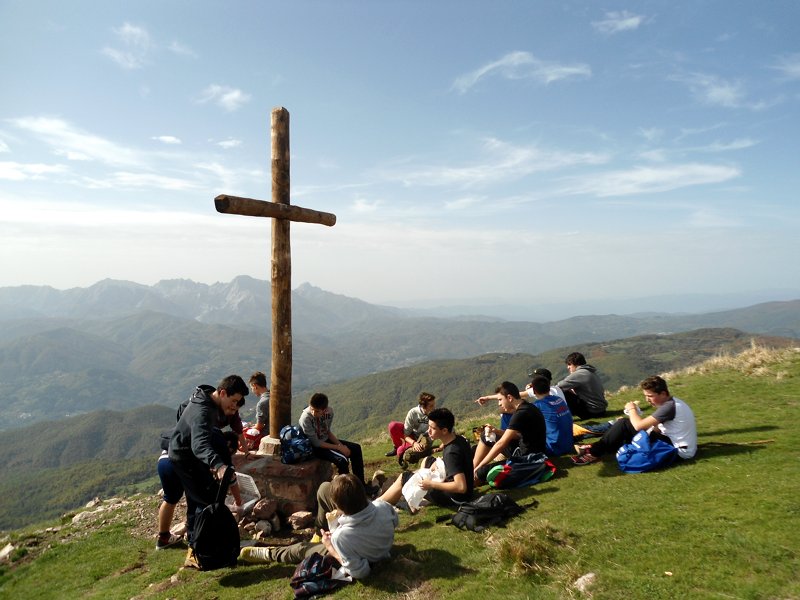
1;344;798;599
0;327;792;531
316;327;793;440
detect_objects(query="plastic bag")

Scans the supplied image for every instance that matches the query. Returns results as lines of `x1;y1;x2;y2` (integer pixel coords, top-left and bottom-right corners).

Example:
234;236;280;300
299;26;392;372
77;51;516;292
401;458;445;511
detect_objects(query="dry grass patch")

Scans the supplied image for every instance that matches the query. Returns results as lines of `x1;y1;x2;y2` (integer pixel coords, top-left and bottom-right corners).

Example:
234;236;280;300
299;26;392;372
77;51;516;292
488;521;578;582
665;341;799;379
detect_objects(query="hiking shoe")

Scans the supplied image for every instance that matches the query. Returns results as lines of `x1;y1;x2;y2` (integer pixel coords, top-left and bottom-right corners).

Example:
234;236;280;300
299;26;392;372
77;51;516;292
574;444;592;457
384;447;397;457
155;533;183;550
398;452;409;470
183;548;200;569
571;453;601;466
239;545;274;563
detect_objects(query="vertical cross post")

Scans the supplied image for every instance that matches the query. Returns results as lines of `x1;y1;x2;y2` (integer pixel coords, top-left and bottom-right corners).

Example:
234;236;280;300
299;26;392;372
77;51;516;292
270;108;292;440
215;107;337;441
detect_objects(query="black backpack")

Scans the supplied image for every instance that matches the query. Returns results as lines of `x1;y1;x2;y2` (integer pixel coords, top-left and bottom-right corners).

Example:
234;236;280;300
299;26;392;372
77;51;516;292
289;551;351;597
192;466;240;570
447;493;533;533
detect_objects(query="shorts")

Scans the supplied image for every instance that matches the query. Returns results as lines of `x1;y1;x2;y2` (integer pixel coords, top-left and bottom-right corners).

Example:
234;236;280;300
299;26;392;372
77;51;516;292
157;452;184;504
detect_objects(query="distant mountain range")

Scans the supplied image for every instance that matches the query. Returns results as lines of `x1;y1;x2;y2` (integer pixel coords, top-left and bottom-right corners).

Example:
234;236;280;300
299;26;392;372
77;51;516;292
0;276;798;430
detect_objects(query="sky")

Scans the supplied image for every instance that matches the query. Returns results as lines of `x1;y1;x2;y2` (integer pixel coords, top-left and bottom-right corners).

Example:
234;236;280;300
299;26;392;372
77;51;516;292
1;1;799;310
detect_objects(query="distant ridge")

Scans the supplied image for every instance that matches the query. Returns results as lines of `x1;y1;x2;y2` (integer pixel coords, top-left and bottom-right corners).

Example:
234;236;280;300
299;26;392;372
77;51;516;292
0;277;797;432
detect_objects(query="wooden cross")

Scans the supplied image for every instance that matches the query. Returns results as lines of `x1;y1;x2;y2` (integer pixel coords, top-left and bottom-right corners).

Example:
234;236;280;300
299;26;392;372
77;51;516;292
215;107;336;439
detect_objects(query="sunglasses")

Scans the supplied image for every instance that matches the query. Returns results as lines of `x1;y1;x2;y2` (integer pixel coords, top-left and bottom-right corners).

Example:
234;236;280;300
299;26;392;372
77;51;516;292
236;397;245;408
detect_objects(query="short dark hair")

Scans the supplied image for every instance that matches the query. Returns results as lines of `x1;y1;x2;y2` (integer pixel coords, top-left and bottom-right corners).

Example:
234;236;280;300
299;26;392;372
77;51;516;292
418;392;435;406
218;375;249;398
427;407;455;432
329;474;368;515
310;392;329;409
565;352;586;366
499;381;521;400
640;375;669;395
249;371;267;388
530;375;551;395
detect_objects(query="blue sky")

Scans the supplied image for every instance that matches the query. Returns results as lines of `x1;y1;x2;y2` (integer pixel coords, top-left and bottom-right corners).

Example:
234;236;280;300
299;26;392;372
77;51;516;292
1;1;799;309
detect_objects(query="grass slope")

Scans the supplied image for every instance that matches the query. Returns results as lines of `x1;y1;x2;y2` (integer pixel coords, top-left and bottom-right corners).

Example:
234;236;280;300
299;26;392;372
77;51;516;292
1;345;798;599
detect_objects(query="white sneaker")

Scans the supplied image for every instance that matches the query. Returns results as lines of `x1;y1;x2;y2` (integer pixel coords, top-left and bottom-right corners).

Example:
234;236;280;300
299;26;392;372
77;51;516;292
155;533;182;550
239;545;273;563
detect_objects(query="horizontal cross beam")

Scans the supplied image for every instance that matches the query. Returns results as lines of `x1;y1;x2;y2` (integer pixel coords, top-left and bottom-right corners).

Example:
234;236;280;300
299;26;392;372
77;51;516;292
215;194;336;227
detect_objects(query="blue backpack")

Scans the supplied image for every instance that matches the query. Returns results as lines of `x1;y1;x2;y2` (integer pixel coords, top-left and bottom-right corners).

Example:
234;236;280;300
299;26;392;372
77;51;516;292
616;430;678;473
280;425;313;465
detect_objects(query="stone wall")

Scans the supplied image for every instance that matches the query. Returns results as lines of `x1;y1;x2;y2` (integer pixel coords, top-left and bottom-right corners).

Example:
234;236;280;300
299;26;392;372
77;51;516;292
231;452;333;517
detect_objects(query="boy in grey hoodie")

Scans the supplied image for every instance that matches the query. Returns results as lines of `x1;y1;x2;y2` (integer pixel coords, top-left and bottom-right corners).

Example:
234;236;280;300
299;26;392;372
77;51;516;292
556;352;607;419
240;474;397;579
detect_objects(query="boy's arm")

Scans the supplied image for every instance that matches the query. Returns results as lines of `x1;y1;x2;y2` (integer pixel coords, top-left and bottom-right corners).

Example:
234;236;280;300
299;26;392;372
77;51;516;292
419;471;467;495
474;428;520;472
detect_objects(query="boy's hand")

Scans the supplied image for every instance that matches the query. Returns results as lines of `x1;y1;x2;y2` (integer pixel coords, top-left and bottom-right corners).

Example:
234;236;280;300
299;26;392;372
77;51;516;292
337;443;351;457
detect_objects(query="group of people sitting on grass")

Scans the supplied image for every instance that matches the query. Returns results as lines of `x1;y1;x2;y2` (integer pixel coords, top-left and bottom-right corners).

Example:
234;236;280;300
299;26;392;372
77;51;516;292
155;350;697;582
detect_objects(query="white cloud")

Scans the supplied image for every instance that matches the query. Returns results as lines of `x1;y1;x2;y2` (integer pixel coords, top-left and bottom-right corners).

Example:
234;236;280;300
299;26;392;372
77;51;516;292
381;138;608;188
771;53;800;80
638;149;668;162
10;117;144;167
694;138;758;152
0;139;9;153
0;161;68;181
197;84;252;112
351;198;379;213
217;139;242;149
687;208;742;228
168;41;198;58
443;196;482;211
79;171;201;191
637;127;664;142
102;23;152;69
563;163;741;197
673;73;776;111
592;11;646;35
153;135;182;145
453;51;591;94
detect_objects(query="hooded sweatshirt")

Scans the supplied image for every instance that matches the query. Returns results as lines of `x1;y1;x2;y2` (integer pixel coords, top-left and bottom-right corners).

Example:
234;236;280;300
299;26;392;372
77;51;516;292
331;499;398;579
168;385;228;472
556;364;608;414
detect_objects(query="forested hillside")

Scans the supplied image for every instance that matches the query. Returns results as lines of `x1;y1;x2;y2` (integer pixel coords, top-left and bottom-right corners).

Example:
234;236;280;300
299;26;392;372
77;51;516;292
1;277;798;431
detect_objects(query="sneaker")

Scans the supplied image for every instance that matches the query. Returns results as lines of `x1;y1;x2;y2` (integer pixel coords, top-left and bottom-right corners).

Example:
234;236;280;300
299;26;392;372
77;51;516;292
155;533;182;550
571;453;601;466
384;447;397;457
239;545;274;563
398;452;409;470
183;548;200;569
573;444;592;457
